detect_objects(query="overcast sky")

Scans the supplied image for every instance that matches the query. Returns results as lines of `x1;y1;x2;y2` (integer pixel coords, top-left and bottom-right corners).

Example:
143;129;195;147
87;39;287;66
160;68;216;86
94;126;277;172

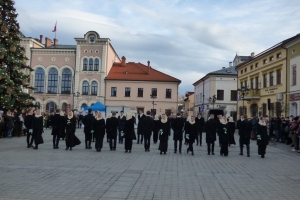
16;0;300;95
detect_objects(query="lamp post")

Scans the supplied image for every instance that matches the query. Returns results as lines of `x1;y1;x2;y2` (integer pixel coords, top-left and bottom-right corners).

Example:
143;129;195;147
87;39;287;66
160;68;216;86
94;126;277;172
209;95;217;109
150;94;157;116
237;86;249;115
73;92;81;110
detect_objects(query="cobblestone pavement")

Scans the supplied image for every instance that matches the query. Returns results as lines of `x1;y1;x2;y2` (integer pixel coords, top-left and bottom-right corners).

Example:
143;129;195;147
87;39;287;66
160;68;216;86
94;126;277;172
0;129;300;200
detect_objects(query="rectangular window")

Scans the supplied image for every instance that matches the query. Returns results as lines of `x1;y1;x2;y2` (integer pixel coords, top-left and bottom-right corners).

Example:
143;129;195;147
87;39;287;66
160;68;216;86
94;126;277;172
263;74;267;88
255;63;259;68
269;56;274;62
270;72;274;86
111;87;117;97
255;77;259;89
241;69;243;74
250;78;254;89
250;65;253;70
217;90;224;100
125;87;131;97
138;88;143;97
244;80;248;88
151;88;157;97
292;66;297;85
244;68;247;73
277;69;281;85
263;59;267;64
277;53;282;59
166;89;172;98
230;90;237;101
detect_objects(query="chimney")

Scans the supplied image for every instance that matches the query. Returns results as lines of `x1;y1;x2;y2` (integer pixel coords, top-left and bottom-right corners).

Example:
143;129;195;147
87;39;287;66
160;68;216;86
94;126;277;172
229;62;233;67
121;56;126;67
40;35;43;43
147;61;150;74
251;52;255;58
45;37;52;47
54;38;58;46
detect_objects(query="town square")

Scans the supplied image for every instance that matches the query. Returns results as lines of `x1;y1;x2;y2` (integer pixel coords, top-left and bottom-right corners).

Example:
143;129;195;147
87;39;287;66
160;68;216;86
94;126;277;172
0;0;300;199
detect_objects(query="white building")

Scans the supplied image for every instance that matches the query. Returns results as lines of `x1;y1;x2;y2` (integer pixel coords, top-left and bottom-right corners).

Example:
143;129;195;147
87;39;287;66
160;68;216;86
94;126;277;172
193;63;238;120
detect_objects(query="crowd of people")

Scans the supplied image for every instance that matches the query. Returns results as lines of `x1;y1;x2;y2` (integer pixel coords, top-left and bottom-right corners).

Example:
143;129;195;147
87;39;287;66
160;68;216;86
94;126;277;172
0;108;299;157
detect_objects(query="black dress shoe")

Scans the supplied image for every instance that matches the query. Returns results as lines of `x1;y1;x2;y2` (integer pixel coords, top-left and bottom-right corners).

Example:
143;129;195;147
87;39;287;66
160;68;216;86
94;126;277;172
191;152;194;156
145;149;147;152
160;151;162;155
65;147;69;150
125;150;128;153
179;151;181;154
70;148;72;151
33;147;38;150
207;153;210;155
164;152;166;154
56;146;59;149
27;145;30;148
53;147;56;149
174;151;177;153
239;153;243;155
212;153;215;155
88;147;92;149
129;150;131;153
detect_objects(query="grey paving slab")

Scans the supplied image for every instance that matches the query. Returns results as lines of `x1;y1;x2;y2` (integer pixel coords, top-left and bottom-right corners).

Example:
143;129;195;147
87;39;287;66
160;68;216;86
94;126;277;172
0;129;300;200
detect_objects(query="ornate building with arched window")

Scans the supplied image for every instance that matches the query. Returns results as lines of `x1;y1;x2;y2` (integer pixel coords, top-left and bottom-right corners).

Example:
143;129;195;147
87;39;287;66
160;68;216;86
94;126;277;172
20;31;121;112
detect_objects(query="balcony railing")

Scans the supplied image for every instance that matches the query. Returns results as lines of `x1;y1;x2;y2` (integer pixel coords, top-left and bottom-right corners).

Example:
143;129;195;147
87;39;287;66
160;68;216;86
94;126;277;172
244;89;260;99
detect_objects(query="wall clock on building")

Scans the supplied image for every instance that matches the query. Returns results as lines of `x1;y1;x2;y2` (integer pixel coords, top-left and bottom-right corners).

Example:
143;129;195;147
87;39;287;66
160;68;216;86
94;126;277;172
89;35;95;43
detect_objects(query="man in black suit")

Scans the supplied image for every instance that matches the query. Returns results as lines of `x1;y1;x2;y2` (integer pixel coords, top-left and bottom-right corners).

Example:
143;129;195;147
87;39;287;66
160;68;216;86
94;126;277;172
106;112;119;150
195;113;205;146
171;113;185;153
82;108;94;149
205;114;218;155
142;111;154;151
24;109;34;148
51;109;61;149
137;110;145;144
118;111;126;144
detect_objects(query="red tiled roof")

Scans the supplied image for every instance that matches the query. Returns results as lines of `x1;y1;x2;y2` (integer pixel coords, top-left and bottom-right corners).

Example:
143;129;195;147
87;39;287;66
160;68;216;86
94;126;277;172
105;61;181;83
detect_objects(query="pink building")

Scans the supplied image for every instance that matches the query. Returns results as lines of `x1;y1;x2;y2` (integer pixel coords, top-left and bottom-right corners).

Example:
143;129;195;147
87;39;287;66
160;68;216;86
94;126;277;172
105;57;181;116
20;31;120;112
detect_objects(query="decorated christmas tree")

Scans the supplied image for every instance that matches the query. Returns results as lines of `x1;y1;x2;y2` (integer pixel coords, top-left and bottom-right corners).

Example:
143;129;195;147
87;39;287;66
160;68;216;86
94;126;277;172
0;0;35;111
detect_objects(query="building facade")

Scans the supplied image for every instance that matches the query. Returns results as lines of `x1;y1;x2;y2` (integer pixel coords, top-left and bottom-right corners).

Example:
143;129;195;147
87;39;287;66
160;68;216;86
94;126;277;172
286;37;300;116
183;92;194;117
105;57;181;116
20;31;120;112
236;34;300;118
193;64;238;120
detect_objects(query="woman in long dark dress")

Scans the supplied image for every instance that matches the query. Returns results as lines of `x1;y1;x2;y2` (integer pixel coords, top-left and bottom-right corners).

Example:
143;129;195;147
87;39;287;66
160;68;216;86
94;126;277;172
257;117;269;158
153;115;160;144
228;117;236;146
239;115;252;157
65;111;81;151
59;111;66;140
186;116;197;156
32;110;44;150
93;112;106;152
124;113;136;153
158;114;170;154
184;116;191;145
218;116;230;156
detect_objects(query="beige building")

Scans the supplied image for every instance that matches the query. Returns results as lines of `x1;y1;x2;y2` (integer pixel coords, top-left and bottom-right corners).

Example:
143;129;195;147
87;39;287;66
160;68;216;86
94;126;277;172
105;57;181;116
20;31;120;112
183;92;194;117
236;34;300;118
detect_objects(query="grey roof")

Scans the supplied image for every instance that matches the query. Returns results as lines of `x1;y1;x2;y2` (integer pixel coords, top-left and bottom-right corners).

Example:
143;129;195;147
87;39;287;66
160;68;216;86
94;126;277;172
46;45;76;49
239;56;251;61
209;66;237;75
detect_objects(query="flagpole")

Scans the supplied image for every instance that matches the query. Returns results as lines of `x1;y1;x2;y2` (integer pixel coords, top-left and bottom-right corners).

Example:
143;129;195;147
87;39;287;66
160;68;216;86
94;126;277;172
55;21;57;39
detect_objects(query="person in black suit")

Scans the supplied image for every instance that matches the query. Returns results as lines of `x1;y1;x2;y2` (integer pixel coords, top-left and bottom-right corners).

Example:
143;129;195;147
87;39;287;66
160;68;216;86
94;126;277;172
171;113;185;153
25;109;34;148
93;112;106;152
32;110;44;150
153;115;160;144
106;112;118;150
239;115;252;157
257;117;269;158
51;109;61;149
137;110;145;144
65;111;81;151
158;113;170;154
186;116;197;155
195;113;205;146
118;111;126;144
142;111;154;151
124;113;136;153
205;114;218;155
82;108;95;149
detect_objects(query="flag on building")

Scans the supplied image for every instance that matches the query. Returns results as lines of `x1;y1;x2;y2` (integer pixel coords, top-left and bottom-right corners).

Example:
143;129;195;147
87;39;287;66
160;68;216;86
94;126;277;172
52;21;57;32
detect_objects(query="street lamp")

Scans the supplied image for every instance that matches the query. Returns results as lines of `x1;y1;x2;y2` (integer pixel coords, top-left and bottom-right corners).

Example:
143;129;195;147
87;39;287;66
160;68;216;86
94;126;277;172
150;94;157;116
73;92;81;110
237;86;249;115
209;95;217;109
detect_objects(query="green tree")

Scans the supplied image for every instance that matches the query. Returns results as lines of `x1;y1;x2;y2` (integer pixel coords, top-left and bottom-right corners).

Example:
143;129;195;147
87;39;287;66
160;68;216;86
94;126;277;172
0;0;35;111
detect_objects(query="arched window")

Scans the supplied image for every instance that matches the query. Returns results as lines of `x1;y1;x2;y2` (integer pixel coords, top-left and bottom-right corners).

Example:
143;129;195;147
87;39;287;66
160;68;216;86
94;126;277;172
91;81;98;95
46;102;57;113
83;58;88;71
34;68;44;93
89;58;93;71
48;68;58;94
82;81;89;95
94;59;99;71
61;68;72;94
